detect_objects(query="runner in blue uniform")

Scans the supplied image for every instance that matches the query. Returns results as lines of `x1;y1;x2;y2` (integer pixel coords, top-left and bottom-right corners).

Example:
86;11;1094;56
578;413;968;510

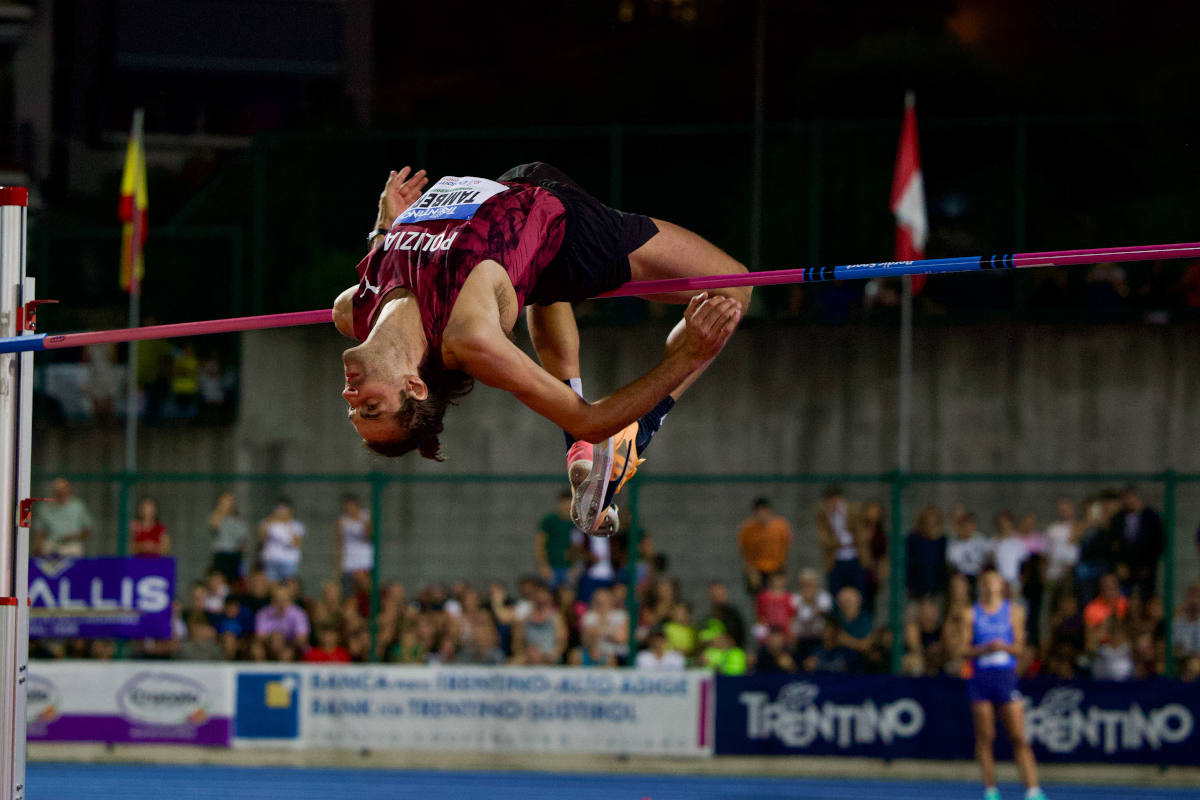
958;567;1047;800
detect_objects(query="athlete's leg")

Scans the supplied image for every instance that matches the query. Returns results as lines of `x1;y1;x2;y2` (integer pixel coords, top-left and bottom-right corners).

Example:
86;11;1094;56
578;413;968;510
628;218;752;308
998;700;1040;791
972;701;998;790
527;303;580;381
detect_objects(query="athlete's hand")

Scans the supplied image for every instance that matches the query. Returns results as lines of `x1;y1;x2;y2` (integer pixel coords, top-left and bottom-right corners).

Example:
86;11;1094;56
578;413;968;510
377;166;429;226
679;292;742;364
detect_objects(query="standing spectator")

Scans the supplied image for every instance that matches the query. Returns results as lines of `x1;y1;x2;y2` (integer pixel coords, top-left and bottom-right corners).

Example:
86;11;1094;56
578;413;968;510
130;497;171;557
698;581;747;650
258;498;305;583
1017;513;1046;645
82;343;119;424
581;587;630;664
792;568;833;662
861;500;889;616
136;320;172;424
512;583;567;665
753;572;798;643
575;528;616;603
1043;497;1081;630
208;491;250;584
1172;582;1200;674
992;510;1027;598
636;628;686;670
1109;486;1164;600
536;490;579;588
906;505;948;600
169;343;200;418
1076;493;1120;604
31;478;92;558
815;485;867;596
254;584;311;653
946;511;991;586
738;497;793;594
333;493;373;598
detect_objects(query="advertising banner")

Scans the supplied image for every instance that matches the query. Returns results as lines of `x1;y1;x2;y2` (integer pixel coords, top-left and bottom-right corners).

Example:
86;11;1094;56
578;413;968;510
29;557;175;639
716;673;1200;765
235;665;714;756
28;661;234;746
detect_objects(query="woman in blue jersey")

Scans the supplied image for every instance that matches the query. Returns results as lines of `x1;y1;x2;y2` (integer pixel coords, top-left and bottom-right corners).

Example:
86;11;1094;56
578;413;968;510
958;566;1047;800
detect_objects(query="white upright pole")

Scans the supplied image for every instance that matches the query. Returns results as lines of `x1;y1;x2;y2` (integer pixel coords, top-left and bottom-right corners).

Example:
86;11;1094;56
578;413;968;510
0;185;30;800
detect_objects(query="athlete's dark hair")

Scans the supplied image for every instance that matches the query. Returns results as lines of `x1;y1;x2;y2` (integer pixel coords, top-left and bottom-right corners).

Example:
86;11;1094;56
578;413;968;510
364;356;474;461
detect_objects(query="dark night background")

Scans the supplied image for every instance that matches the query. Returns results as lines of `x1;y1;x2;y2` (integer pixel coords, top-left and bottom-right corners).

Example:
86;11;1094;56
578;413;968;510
1;0;1198;328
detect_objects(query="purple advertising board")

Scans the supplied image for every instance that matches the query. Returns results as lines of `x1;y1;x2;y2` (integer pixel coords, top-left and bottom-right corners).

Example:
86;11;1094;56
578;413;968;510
29;557;175;639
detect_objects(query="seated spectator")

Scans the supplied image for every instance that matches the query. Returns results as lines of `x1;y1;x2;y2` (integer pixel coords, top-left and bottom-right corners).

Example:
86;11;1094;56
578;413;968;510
791;568;832;662
834;586;876;673
1045;593;1086;661
571;627;618;667
1043;497;1081;627
512;584;567;665
176;619;221;661
1089;616;1135;681
458;612;507;665
636;628;686;670
202;570;230;616
214;597;249;640
234;568;274;618
1173;582;1200;671
754;572;798;643
902;597;946;677
254;585;311;649
946;511;990;585
700;631;747;675
698;581;747;650
803;618;850;673
663;601;697;658
754;628;797;674
304;626;351;663
581;587;630;664
1132;628;1163;679
131;497;171;557
1084;573;1129;629
945;572;972;631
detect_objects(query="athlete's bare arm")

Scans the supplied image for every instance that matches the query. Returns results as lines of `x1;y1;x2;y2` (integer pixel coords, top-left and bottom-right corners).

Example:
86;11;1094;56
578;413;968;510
445;287;740;442
333;286;356;337
958;606;978;660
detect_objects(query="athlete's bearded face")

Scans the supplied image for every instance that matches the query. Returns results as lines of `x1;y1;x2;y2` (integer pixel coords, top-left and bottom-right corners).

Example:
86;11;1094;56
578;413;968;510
341;345;424;445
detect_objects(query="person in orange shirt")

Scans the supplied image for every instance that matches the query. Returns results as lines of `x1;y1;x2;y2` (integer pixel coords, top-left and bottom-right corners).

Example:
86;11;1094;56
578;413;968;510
738;497;793;593
1083;573;1129;628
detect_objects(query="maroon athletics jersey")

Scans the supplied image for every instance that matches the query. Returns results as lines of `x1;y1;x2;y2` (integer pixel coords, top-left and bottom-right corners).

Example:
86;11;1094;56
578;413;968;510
351;176;567;348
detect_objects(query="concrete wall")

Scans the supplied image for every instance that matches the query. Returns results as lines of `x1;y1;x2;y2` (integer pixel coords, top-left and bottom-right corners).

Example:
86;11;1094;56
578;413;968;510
31;320;1200;609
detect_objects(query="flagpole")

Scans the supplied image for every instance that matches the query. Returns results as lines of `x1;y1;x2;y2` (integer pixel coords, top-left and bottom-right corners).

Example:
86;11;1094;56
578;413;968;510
897;91;916;474
122;108;144;557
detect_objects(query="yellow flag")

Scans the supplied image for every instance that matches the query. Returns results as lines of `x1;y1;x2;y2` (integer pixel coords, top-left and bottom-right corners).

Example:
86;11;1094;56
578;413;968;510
118;110;148;294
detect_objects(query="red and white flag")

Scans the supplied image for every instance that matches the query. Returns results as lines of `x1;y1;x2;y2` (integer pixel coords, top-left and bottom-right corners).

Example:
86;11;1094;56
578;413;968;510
890;91;927;292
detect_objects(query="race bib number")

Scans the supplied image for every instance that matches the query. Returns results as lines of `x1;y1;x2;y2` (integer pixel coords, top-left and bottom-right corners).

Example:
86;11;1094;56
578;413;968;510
394;176;509;225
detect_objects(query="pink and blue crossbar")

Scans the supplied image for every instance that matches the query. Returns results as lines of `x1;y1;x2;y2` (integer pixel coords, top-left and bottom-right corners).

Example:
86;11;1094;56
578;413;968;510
1;240;1198;355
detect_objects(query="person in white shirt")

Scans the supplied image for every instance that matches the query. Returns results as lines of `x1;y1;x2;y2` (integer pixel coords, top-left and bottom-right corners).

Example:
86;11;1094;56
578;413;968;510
334;493;374;597
947;511;991;586
258;498;306;583
1043;497;1081;630
992;510;1027;597
791;568;832;660
635;628;686;670
581;587;629;663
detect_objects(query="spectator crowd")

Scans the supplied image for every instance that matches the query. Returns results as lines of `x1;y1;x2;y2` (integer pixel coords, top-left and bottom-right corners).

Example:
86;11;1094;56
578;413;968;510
27;479;1200;683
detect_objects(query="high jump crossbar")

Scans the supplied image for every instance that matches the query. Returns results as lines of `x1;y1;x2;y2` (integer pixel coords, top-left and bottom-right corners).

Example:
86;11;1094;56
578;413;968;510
0;240;1199;355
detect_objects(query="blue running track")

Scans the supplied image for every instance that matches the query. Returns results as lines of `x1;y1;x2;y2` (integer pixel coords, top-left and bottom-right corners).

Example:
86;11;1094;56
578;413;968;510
27;764;1200;800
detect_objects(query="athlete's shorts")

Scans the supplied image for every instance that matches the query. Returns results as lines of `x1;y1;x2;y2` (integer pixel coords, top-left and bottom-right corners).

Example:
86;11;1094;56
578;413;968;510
498;162;659;305
966;668;1020;706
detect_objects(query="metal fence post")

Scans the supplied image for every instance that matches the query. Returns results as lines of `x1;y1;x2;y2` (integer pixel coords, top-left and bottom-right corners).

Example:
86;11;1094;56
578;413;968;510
368;472;385;662
624;476;641;666
888;470;907;674
1163;468;1177;678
